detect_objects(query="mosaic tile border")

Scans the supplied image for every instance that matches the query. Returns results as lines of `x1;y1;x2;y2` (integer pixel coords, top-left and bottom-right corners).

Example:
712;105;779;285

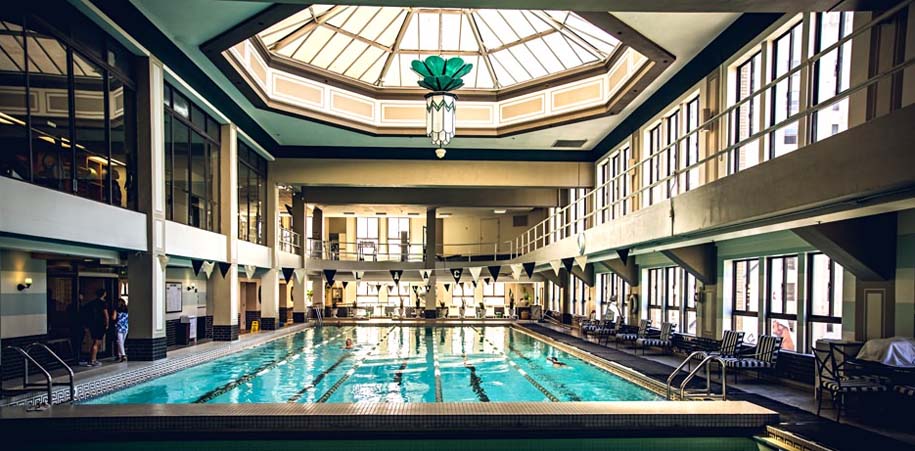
764;425;835;451
2;324;311;408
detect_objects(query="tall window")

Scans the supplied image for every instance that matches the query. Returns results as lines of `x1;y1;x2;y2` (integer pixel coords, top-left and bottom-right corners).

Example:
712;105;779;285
600;273;629;321
643;124;663;207
811;12;852;142
356;282;379;304
665;267;682;328
807;253;844;352
483;282;505;305
611;145;630;219
646;268;665;326
732;259;760;345
550;280;561;312
387;282;410;306
356;217;379;260
454;283;474;308
767;255;799;351
0;13;136;209
569;188;587;234
597;160;609;224
730;52;762;174
387;217;410;261
769;23;802;159
164;83;220;231
682;97;700;191
684;271;698;335
237;140;266;245
664;110;680;197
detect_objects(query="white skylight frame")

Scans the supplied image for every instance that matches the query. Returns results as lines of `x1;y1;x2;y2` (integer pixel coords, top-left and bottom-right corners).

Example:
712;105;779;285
256;5;621;90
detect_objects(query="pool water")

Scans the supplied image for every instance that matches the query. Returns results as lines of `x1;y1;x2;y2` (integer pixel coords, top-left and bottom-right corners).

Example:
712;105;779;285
85;326;662;404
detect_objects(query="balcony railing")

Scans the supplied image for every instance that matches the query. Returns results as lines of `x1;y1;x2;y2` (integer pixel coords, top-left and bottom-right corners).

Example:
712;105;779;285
303;239;519;262
279;227;301;254
512;2;915;257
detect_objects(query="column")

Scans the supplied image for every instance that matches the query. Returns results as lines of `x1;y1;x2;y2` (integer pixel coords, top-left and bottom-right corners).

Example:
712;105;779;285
561;270;572;324
291;192;307;322
210;124;239;341
424;208;438;318
126;57;167;360
260;179;279;329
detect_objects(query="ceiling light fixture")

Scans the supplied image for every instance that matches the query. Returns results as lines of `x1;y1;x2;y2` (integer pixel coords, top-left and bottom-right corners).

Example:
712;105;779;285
411;56;473;159
493;209;506;214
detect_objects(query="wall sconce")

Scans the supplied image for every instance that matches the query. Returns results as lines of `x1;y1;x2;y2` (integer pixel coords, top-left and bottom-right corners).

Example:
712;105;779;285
18;277;33;291
186;284;196;292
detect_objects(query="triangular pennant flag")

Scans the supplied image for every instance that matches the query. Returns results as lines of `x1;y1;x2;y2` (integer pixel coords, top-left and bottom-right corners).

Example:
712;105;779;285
388;285;395;294
244;265;256;280
484;277;491;285
293;268;306;283
412;285;419;294
202;261;215;279
191;259;204;276
390;269;403;283
323;269;336;286
561;257;574;273
616;248;630;265
421;270;430;281
468;267;482;281
282;267;295;283
549;260;561;276
353;271;364;280
444;283;451;292
218;262;231;278
451;267;463;284
375;283;382;292
574;255;588;271
472;280;478;288
487;265;501;282
511;264;522;281
342;281;349;289
522;262;536;279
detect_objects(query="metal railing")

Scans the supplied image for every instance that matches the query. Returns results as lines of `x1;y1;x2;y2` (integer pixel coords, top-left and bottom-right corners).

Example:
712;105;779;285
303;238;520;262
512;2;914;257
3;343;75;405
278;226;301;254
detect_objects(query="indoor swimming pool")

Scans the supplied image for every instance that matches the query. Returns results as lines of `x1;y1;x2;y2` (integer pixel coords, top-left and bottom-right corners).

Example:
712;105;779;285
84;325;662;404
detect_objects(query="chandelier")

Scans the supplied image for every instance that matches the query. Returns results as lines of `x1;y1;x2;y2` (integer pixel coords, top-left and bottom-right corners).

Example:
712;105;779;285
411;56;472;158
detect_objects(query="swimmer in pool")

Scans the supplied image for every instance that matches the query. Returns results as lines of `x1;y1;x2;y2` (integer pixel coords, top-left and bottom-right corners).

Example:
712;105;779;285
344;338;354;349
547;356;567;367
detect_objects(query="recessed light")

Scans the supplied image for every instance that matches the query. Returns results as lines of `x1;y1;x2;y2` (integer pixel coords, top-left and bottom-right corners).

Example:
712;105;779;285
493;209;506;214
439;212;452;217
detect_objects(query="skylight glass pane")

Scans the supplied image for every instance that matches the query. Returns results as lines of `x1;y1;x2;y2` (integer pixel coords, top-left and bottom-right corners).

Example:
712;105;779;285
325;6;354;28
374;9;406;46
364;8;401;42
399;52;421;86
459;14;478;51
441;13;461;51
277;32;309;58
417;13;440;51
522;10;552;33
477;10;515;42
329;40;368;73
311;34;350;68
568;37;599;64
543;32;582;68
472;12;504;49
383;53;401;86
359;51;387;83
310;4;334;18
508;44;547;78
259;11;313;47
527;37;565;72
492;50;529;84
340;6;379;34
294;26;332;62
475;59;494;88
565;14;620;51
346;45;385;79
498;10;535;39
400;13;419;50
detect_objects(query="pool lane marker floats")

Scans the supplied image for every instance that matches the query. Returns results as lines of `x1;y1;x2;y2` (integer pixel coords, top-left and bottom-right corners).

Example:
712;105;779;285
193;327;354;404
470;326;560;403
285;353;352;403
506;344;581;402
315;326;397;403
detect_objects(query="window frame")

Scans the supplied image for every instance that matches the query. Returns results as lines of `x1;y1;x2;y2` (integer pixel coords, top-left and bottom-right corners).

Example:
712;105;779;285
683;96;700;192
768;22;802;160
731;258;760;344
806;252;844;352
730;51;762;174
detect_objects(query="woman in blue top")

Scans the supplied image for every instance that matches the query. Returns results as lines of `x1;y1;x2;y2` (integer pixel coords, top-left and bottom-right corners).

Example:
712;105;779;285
112;298;129;362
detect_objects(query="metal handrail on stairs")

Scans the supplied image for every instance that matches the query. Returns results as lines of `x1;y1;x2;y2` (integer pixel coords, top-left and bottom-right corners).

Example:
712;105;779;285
3;343;75;405
666;352;728;401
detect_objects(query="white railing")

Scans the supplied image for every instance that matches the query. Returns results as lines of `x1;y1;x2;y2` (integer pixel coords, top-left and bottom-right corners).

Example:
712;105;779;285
513;2;914;257
303;238;520;262
278;226;301;253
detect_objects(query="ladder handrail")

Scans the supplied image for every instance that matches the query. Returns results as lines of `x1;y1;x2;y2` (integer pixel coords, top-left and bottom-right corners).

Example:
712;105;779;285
679;355;728;401
26;342;75;403
666;351;706;399
4;345;53;405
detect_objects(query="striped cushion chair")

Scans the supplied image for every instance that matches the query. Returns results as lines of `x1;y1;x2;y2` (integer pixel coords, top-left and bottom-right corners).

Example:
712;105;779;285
636;322;675;354
719;335;782;383
814;342;888;422
894;385;915;397
616;319;650;348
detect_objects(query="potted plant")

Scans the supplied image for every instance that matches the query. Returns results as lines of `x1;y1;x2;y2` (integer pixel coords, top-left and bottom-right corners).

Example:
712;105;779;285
439;301;446;318
478;301;485;319
330;299;338;318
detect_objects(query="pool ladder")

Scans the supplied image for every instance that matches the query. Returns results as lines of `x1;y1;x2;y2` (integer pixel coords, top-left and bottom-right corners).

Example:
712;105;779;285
3;343;75;406
665;351;728;401
312;305;324;326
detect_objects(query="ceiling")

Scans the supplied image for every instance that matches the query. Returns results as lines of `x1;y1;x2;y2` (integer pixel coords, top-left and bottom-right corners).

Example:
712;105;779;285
131;0;738;152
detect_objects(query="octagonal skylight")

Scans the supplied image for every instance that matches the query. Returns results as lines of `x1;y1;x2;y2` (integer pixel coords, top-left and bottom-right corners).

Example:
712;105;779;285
257;5;621;90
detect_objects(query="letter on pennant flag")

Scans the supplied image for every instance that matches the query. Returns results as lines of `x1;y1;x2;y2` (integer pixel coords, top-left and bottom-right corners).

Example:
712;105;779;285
390;269;403;283
451;267;463;284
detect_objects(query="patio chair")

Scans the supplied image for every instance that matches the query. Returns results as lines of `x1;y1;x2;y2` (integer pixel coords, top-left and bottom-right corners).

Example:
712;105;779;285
718;335;782;384
894;385;915;398
617;319;650;349
814;342;888;422
637;322;675;354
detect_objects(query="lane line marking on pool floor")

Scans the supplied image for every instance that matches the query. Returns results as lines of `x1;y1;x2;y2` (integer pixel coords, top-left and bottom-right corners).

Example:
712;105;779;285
315;326;398;403
470;326;560;402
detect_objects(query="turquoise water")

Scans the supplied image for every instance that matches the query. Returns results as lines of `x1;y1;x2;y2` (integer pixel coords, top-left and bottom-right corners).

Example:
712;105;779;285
85;326;662;404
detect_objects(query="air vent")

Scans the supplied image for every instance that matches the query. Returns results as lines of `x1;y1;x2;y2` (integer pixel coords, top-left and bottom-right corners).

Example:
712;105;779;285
552;139;587;148
375;212;387;216
343;212;355;216
407;212;420;216
512;215;528;227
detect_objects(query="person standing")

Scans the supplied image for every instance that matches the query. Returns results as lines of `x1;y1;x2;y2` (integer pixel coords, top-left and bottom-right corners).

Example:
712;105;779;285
112;298;129;362
82;289;110;367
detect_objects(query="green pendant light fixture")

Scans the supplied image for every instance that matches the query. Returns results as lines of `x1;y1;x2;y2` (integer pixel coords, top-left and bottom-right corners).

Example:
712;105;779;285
410;55;473;158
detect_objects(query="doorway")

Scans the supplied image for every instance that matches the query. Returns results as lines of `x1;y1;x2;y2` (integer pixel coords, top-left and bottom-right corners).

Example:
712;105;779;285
480;218;500;256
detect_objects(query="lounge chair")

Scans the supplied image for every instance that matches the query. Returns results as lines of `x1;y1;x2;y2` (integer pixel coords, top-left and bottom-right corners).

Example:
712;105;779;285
617;319;650;349
637;322;675;354
718;335;782;383
814;342;888;422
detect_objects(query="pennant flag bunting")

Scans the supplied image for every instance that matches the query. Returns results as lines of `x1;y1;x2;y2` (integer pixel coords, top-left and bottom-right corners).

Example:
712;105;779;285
484;277;491;285
323;269;337;286
293;268;306;283
202;261;215;279
468;267;482;281
218;262;231;278
510;264;522;280
561;257;574;272
191;259;204;276
244;265;256;279
522;262;536;279
575;255;588;271
444;283;451;292
342;281;349;289
451;267;463;284
281;267;295;284
421;270;430;281
390;269;403;283
487;265;501;282
616;248;630;265
549;260;561;276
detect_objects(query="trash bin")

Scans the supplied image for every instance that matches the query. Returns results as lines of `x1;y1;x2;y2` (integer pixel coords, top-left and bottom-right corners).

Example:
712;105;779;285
178;315;197;346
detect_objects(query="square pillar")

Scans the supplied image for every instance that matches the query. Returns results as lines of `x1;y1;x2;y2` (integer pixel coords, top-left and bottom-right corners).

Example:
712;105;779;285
211;123;239;341
260;268;280;330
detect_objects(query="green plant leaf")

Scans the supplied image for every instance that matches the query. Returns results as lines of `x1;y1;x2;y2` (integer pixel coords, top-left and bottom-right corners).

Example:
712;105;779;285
425;56;445;76
444;57;465;76
411;59;432;77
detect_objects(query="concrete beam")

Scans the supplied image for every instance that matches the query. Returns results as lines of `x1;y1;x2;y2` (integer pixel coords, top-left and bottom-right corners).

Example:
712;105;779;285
300;186;560;208
794;213;897;281
571;263;595;287
599;258;640;287
540;269;566;288
660;243;717;285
